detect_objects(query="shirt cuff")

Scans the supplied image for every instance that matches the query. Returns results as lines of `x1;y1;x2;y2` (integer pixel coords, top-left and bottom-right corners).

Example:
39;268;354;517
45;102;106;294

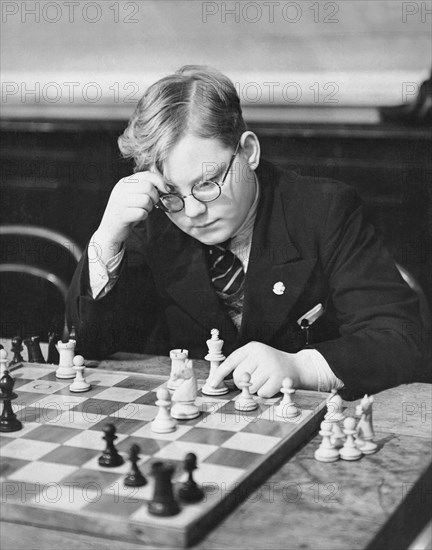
295;349;345;392
87;239;125;299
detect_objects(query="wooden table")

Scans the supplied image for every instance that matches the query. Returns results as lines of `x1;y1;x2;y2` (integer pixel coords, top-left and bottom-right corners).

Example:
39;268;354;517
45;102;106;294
1;353;431;550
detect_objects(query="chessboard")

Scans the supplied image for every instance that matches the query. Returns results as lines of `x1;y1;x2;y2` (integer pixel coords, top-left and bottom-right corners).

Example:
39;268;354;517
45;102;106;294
1;362;330;547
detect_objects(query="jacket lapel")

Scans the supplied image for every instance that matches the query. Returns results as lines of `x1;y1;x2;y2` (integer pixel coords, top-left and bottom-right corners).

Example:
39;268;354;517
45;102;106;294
238;162;318;345
151;221;236;338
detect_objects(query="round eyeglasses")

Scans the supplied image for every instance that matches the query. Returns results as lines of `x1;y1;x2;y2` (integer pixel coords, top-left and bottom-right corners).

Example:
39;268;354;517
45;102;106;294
155;142;240;214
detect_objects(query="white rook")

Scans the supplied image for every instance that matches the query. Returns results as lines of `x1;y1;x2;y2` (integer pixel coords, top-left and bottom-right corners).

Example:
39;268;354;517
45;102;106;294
55;339;76;379
167;349;189;391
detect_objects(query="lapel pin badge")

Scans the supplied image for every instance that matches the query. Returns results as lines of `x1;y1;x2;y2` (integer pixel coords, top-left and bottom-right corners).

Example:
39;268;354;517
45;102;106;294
273;281;285;295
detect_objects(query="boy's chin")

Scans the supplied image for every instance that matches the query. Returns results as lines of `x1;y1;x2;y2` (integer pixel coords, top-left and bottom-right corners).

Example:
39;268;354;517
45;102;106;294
193;230;233;246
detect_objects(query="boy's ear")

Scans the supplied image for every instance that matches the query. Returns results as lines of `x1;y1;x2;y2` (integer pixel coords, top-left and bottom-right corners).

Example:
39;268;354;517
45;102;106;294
240;131;261;170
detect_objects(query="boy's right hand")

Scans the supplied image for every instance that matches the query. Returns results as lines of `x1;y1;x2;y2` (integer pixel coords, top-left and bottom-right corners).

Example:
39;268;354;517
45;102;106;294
92;171;168;261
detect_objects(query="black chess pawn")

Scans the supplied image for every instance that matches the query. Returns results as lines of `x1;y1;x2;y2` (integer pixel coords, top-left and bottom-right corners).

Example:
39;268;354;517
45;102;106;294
10;336;24;365
24;336;45;363
124;444;147;487
148;461;180;517
177;453;204;503
0;369;22;432
47;332;60;364
98;423;124;467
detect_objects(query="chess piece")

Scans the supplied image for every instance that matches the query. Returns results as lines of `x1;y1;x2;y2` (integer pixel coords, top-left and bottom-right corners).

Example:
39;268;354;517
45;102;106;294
0;349;9;377
124;444;147;487
170;359;200;420
339;417;363;461
24;336;45;363
98;423;124;467
234;372;258;412
355;394;378;455
56;338;76;379
10;336;24;366
151;388;176;433
202;328;229;395
69;355;91;393
148;461;180;516
325;390;345;448
314;419;339;463
47;332;60;364
177;452;204;503
0;361;23;432
167;349;189;391
275;377;300;419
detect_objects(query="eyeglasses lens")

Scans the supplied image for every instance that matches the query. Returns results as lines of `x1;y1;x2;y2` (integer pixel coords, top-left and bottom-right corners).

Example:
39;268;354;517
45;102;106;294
192;181;221;202
159;195;184;213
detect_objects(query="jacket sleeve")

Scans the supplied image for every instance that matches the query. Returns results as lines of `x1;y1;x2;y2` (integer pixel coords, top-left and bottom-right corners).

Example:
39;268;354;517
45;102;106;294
66;226;163;359
312;186;429;400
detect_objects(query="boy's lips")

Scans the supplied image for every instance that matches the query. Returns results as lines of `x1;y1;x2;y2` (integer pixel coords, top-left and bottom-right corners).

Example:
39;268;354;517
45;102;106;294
194;219;219;229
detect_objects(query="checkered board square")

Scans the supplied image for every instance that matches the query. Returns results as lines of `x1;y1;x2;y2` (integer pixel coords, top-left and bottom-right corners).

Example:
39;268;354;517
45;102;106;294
0;363;329;547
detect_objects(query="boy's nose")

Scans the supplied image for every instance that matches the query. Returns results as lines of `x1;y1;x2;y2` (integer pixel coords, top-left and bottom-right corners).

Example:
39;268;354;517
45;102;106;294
183;196;207;218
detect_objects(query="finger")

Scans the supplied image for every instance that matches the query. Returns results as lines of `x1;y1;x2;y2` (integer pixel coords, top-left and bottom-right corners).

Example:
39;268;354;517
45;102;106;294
210;346;250;387
257;378;281;399
248;371;269;395
141;170;170;194
123;207;151;225
126;194;156;211
124;171;169;196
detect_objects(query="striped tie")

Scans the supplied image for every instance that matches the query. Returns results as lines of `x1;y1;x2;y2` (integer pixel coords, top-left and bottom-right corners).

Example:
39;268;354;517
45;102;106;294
207;242;245;295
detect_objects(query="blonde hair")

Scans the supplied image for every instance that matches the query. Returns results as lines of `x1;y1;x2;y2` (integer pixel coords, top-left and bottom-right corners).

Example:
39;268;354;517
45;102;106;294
118;65;247;173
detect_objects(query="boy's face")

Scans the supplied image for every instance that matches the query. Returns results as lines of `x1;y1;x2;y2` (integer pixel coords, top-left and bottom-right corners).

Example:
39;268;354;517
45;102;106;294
162;134;258;245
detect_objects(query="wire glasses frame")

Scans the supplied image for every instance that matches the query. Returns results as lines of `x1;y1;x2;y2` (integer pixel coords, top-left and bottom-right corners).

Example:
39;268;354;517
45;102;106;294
155;141;240;213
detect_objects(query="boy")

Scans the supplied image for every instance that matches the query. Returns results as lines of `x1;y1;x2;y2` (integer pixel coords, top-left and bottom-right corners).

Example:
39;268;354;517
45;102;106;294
67;66;426;400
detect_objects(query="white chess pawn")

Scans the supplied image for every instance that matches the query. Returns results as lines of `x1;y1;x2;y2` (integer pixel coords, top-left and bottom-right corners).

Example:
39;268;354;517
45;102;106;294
69;355;90;392
151;388;176;433
0;349;8;377
325;391;345;448
167;349;189;391
234;372;258;412
314;419;340;462
56;339;76;379
202;328;229;396
339;417;363;461
275;377;300;419
330;422;346;449
355;395;378;455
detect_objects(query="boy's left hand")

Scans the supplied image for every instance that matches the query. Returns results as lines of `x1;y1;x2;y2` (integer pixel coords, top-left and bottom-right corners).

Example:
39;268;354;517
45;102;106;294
209;342;301;398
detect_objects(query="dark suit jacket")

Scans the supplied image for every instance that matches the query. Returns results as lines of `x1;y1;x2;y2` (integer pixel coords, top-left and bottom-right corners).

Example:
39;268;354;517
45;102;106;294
67;160;428;400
